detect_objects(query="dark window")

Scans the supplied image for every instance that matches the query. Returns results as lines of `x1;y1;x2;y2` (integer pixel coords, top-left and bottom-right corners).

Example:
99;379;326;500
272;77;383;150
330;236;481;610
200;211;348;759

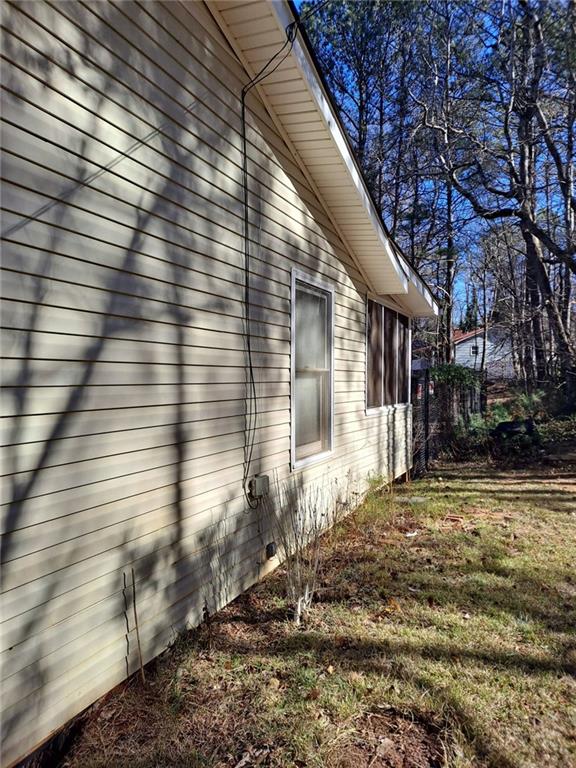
397;313;410;403
367;299;383;408
366;300;411;408
383;306;397;405
471;344;479;356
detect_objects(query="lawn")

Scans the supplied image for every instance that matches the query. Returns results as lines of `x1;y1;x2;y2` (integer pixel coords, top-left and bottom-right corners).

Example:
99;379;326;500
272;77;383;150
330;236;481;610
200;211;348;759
64;440;576;768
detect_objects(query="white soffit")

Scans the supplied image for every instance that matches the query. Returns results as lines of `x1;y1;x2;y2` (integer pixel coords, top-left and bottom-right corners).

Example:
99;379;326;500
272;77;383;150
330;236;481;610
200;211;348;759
209;0;437;317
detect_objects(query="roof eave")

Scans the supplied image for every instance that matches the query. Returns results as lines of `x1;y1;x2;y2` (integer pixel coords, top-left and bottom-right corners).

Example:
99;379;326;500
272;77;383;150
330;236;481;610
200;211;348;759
269;0;410;295
209;0;438;318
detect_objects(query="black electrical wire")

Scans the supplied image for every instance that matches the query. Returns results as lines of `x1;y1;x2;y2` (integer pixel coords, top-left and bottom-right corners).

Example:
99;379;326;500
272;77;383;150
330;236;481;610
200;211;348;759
240;0;331;509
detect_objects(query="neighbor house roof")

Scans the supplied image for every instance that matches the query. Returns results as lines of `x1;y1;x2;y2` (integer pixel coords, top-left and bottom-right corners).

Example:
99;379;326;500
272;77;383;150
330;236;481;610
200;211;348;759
209;0;438;317
453;328;483;344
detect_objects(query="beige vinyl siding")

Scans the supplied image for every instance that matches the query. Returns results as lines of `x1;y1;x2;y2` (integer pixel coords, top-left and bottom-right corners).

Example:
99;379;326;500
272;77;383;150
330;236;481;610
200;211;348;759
0;2;412;765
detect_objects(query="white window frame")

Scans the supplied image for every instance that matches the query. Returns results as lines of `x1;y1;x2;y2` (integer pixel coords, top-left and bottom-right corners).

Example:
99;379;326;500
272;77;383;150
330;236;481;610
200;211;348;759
291;269;334;470
365;298;412;413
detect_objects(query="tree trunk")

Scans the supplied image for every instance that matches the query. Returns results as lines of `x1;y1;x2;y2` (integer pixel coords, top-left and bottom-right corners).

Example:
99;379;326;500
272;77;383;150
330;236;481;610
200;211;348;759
443;179;455;364
522;228;547;385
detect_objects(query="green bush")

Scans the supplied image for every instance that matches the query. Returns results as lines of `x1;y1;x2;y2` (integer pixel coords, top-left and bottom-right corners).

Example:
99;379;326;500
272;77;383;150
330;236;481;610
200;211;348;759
430;363;480;388
538;415;576;444
509;390;546;420
486;403;512;427
445;415;491;459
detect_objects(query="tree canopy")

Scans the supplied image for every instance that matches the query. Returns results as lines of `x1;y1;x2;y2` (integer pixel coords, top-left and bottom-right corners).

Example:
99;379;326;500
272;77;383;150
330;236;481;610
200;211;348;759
301;0;575;394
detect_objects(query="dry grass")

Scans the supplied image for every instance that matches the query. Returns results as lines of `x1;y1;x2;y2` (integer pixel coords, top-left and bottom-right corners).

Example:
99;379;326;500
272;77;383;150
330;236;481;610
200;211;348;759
63;440;576;768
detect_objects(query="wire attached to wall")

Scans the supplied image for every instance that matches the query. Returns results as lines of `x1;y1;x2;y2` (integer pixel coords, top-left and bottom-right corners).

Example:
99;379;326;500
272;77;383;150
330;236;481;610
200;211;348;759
240;0;331;508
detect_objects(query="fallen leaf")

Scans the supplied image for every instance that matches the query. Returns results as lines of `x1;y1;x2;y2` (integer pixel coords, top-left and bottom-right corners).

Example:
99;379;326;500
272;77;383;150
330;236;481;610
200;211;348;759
378;737;395;755
307;687;321;700
326;665;335;675
384;597;401;613
234;750;253;768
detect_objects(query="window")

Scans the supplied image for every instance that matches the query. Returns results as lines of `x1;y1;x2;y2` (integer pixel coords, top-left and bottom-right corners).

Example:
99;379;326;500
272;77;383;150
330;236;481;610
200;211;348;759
367;299;383;408
471;344;479;356
366;299;411;408
292;272;333;465
397;312;410;403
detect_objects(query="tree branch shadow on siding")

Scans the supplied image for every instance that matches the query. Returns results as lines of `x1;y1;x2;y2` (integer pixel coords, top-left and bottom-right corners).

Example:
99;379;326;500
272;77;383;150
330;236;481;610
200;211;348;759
0;1;259;760
0;2;381;762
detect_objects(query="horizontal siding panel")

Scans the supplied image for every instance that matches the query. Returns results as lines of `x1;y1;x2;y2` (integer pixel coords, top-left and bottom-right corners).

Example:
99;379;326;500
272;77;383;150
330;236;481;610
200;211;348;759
1;356;289;392
2;328;289;368
1;495;255;647
3;478;274;594
4;431;290;560
4;456;288;620
0;295;289;347
2;430;290;510
2;416;291;489
2;410;289;482
1;546;264;767
1;119;351;275
0;398;289;448
2;6;351;255
0;1;413;765
2;518;265;707
0;267;290;331
1;422;290;536
1;447;290;624
2;423;408;638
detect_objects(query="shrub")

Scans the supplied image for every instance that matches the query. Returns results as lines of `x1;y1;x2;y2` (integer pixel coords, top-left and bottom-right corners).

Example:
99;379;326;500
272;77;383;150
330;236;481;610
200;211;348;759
538;415;576;444
430;363;480;388
442;415;492;459
486;402;512;427
509;390;546;420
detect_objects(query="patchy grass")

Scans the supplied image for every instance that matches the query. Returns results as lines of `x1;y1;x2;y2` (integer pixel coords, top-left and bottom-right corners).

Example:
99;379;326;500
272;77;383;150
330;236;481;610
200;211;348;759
63;443;576;768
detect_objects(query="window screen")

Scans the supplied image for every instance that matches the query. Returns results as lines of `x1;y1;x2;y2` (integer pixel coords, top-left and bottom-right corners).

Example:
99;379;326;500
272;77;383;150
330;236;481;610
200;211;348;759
294;278;333;463
383;307;397;405
366;300;411;407
397;313;410;403
367;300;383;408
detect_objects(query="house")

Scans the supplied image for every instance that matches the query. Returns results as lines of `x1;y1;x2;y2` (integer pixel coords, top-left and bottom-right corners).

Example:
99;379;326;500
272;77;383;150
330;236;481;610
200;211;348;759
411;337;434;371
0;1;437;764
453;328;515;380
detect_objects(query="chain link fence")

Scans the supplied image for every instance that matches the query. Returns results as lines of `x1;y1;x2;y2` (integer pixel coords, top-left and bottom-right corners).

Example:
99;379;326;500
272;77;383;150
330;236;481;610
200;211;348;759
412;368;486;476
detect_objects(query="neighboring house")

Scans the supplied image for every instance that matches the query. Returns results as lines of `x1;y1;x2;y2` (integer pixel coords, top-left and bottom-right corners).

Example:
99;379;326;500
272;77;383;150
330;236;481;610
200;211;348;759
453;328;515;380
0;2;437;765
411;338;434;371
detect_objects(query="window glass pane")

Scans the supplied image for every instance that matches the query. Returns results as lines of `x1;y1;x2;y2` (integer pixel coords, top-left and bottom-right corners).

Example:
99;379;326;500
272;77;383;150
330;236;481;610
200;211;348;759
367;300;383;408
397;313;410;403
295;286;327;370
295;373;323;456
383;308;397;405
294;279;332;462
